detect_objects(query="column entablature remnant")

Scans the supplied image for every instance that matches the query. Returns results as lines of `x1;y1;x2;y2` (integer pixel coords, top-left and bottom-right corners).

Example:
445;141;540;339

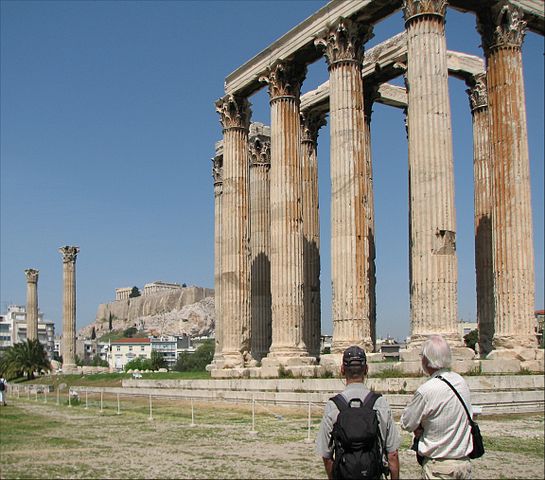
249;123;271;168
467;72;488;113
300;110;327;145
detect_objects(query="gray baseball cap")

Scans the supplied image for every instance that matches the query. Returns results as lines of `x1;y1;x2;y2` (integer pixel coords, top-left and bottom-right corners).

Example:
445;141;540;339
342;346;367;366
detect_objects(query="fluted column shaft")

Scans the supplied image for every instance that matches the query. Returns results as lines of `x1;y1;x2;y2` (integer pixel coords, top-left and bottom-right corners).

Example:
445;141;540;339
215;95;252;368
24;269;39;341
249;130;272;361
261;60;310;358
212;153;224;361
404;1;459;345
301;110;325;357
59;246;79;367
478;4;536;348
316;18;374;353
468;74;494;354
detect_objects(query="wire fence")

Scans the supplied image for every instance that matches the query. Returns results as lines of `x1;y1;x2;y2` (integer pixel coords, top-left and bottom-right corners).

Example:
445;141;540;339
7;384;326;441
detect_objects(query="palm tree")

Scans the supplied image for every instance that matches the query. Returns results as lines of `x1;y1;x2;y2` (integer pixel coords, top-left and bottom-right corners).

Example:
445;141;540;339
0;339;51;380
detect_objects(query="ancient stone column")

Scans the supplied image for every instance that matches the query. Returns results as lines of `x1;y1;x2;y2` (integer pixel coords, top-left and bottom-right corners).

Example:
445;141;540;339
477;4;536;349
24;269;39;341
249;124;272;361
260;59;312;363
212;147;224;363
315;18;374;353
363;85;380;350
403;0;460;346
215;95;252;368
467;73;494;355
59;245;79;369
300;109;326;358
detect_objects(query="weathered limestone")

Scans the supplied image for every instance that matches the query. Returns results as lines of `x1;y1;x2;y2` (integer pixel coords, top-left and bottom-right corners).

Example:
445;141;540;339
260;60;313;365
59;246;79;369
477;3;537;349
212;146;224;364
403;0;460;346
24;268;39;341
249;123;272;361
215;95;252;368
315;18;374;353
467;73;494;355
300;110;326;358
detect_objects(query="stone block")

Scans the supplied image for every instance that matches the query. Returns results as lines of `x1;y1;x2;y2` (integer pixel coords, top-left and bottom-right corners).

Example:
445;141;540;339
286;366;317;378
318;354;342;371
368;363;398;376
284;356;316;367
521;359;544;373
451;360;479;374
260;366;280;378
537;350;545;362
367;353;385;363
396;361;423;376
451;347;476;361
514;347;540;361
486;349;519;361
399;349;420;362
480;359;521;374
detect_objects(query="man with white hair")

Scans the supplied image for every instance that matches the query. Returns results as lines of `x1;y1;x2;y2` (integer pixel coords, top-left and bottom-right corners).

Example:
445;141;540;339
401;335;474;479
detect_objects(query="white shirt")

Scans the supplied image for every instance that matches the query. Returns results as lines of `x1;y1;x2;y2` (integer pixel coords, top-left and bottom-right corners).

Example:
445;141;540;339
400;370;473;460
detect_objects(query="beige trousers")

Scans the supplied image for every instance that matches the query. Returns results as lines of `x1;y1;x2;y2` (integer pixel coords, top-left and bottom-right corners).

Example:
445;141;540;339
422;458;471;480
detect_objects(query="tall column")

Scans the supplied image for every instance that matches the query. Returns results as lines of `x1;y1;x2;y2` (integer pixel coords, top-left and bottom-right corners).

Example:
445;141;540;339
403;0;460;346
215;95;252;368
212;148;224;363
315;18;374;353
260;59;313;363
477;4;536;349
301;109;326;358
363;85;380;349
467;73;494;355
24;269;39;341
249;124;272;361
59;245;79;369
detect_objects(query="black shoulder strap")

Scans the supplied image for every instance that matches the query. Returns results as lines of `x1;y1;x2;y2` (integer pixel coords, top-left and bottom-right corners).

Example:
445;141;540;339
437;375;473;424
362;391;381;410
330;393;349;413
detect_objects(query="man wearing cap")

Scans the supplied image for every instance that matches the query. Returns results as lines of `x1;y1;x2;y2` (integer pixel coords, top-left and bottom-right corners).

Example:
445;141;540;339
316;346;400;479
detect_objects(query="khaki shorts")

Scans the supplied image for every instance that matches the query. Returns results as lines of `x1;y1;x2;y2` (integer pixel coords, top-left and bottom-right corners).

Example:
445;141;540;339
422;458;471;480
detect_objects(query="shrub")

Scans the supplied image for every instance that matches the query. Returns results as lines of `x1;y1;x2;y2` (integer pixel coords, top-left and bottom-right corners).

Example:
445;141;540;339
173;339;215;372
124;357;153;372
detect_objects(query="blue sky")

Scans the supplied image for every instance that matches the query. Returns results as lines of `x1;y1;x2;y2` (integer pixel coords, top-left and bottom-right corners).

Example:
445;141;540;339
1;0;543;342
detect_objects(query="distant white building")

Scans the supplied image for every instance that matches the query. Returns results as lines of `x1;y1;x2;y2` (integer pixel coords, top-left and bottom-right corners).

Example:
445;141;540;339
0;305;55;358
142;281;183;296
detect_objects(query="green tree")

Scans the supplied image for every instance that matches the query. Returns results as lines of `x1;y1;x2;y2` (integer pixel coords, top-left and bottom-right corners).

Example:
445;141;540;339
129;286;141;298
124;357;152;372
150;350;167;370
0;339;51;380
174;339;214;372
464;329;479;352
123;326;138;338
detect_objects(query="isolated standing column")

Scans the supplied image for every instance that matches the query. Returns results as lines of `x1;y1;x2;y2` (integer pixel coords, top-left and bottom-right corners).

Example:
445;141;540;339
215;95;252;367
403;0;460;345
315;18;374;353
59;246;79;369
24;269;39;341
467;73;494;355
477;4;536;349
212;148;224;364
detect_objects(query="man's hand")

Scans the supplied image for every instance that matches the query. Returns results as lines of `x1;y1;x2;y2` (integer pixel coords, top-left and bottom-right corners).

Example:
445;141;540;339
322;457;334;480
387;450;400;480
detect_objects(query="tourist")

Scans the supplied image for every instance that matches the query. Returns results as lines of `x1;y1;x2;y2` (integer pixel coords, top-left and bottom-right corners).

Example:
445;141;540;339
401;335;473;479
316;346;400;480
0;376;7;406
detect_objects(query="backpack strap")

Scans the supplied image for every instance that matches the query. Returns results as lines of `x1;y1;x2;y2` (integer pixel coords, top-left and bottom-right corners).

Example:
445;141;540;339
329;393;349;413
436;375;473;424
362;391;381;410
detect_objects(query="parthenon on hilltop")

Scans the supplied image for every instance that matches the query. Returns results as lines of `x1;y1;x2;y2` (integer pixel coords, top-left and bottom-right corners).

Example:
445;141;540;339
211;0;544;377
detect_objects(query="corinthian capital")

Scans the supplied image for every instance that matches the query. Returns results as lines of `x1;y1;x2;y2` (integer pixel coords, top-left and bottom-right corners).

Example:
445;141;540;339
315;18;372;67
212;154;223;184
467;73;488;112
215;95;251;131
300;110;327;144
248;136;271;167
403;0;447;23
259;59;307;100
477;2;527;54
59;246;79;263
24;268;39;283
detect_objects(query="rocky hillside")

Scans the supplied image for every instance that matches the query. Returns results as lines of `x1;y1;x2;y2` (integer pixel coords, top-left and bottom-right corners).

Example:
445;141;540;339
78;286;215;339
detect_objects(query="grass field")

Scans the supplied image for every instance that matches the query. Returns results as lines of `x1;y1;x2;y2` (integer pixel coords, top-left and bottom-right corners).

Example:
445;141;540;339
1;395;543;479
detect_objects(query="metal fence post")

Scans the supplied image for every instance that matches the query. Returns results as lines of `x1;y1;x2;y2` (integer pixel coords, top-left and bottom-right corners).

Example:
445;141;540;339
249;395;258;435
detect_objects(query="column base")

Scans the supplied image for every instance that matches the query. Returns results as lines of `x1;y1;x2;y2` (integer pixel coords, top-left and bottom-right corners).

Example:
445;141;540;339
407;332;464;349
61;364;80;375
492;335;538;350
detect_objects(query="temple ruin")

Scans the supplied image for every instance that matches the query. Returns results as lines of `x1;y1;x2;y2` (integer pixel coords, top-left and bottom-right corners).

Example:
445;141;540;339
212;0;544;376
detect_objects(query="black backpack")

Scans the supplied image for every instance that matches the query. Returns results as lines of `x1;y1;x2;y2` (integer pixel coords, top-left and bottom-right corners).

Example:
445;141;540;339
0;381;5;391
328;391;388;480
